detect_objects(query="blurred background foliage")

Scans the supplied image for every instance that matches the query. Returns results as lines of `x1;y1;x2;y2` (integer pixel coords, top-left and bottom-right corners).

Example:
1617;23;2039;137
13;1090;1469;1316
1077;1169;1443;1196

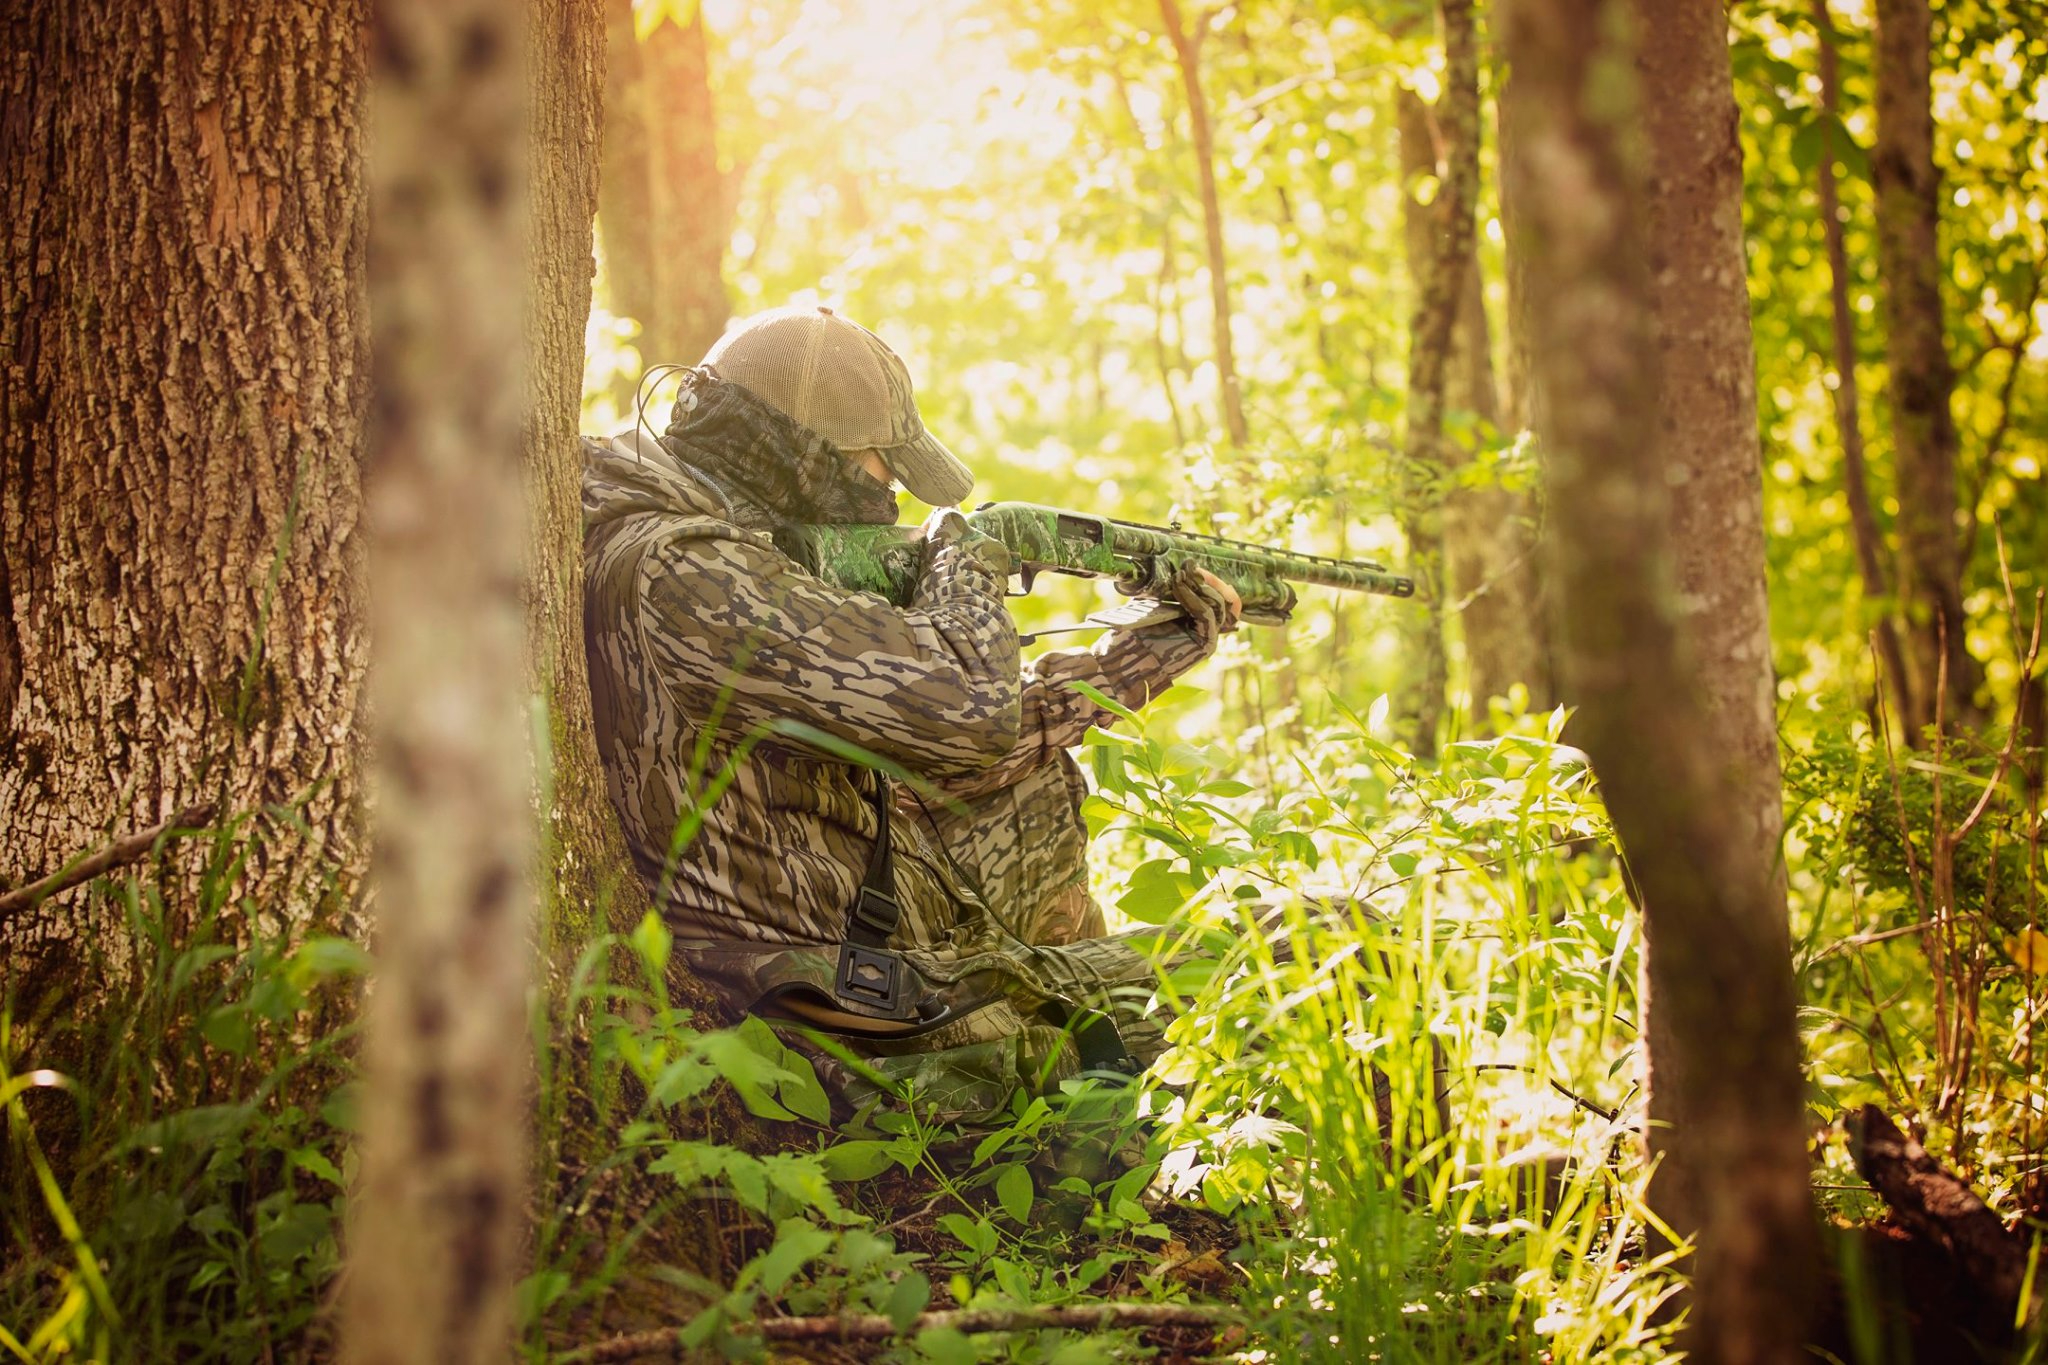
587;0;2044;744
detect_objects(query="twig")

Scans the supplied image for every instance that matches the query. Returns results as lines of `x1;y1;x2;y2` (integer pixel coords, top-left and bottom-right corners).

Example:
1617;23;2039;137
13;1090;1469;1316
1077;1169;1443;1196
0;803;218;921
558;1302;1237;1362
1805;917;1942;965
1470;1064;1620;1122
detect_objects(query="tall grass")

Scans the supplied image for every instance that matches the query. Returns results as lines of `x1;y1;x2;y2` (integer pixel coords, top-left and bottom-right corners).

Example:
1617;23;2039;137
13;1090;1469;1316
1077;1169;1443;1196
1085;691;1682;1361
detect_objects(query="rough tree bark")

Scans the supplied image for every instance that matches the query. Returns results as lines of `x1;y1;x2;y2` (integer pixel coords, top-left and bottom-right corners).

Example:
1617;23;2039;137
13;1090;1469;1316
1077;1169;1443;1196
0;1;369;999
1159;0;1250;450
1629;9;1817;1331
600;0;729;370
344;0;533;1358
1393;0;1477;757
1501;0;1819;1359
528;0;650;956
1813;0;1913;728
1873;0;1981;736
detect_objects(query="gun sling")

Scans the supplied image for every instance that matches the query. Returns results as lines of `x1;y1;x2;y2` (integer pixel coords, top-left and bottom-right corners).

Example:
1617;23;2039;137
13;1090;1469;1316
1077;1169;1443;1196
755;775;1141;1076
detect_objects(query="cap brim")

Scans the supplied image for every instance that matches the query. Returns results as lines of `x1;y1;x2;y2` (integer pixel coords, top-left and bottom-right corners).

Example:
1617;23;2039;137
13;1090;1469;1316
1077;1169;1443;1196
880;427;975;507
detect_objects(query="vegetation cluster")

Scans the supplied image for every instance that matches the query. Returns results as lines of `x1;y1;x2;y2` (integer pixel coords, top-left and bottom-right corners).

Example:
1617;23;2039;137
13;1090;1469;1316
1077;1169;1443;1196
2;0;2045;1361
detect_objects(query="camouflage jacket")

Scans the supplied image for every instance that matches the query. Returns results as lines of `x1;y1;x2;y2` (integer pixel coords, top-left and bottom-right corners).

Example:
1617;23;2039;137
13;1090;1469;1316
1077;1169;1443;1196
581;376;1211;958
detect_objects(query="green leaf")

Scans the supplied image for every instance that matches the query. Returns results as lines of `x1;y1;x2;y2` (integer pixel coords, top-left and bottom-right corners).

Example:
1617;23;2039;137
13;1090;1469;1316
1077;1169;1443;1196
126;1103;255;1154
886;1270;932;1331
289;1146;345;1189
514;1269;570;1330
1116;858;1193;925
1061;678;1142;725
630;910;673;976
1078;793;1120;837
763;1153;857;1223
936;1212;997;1260
913;1326;977;1365
201;1005;255;1057
746;1219;834;1295
777;1057;832;1124
989;1255;1035;1303
319;1082;362;1133
994;1163;1034;1224
723;1153;769;1213
289;936;372;982
821;1140;894;1182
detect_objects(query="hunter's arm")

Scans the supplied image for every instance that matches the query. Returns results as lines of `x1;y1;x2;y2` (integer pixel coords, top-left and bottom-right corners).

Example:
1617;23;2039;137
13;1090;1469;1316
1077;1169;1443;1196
933;599;1219;801
636;530;1024;778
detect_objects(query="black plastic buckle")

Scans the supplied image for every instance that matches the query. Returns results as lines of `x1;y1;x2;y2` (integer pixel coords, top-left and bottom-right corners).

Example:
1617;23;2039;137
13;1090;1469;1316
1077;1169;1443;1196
835;943;910;1018
849;886;900;942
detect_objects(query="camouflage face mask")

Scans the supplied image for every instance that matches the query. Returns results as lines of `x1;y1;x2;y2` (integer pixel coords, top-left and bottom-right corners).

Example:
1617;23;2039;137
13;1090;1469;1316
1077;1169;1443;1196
659;368;900;535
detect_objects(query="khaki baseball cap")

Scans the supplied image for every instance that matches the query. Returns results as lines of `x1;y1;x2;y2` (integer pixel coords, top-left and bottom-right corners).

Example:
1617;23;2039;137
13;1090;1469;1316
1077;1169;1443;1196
702;304;975;506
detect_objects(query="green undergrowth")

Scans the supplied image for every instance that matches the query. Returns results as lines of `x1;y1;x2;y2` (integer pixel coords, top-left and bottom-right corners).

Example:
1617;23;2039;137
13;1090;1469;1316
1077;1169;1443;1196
9;689;2040;1361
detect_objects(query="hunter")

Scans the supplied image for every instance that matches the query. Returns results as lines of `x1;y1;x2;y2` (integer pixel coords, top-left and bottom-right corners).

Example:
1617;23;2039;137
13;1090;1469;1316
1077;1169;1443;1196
581;303;1241;1122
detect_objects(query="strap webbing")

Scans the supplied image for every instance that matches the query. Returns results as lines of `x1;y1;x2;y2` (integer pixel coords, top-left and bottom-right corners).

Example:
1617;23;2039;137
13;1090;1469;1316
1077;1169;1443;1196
846;773;901;947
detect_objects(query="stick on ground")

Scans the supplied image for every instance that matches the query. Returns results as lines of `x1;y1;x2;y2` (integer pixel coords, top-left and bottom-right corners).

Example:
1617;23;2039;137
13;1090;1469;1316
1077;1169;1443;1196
559;1302;1236;1363
1845;1104;2029;1309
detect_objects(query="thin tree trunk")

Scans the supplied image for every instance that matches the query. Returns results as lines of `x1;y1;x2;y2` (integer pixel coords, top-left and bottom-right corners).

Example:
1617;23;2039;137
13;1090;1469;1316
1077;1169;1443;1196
1395;0;1478;758
595;1;725;370
1503;0;1819;1358
1495;46;1561;710
1813;0;1913;729
641;6;729;367
1159;0;1250;449
346;0;532;1358
597;0;660;349
1874;0;1980;736
0;0;369;1000
1403;83;1548;721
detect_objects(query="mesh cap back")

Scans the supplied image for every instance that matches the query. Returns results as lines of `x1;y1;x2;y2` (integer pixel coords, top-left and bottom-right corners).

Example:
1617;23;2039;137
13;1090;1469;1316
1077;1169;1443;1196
703;305;974;506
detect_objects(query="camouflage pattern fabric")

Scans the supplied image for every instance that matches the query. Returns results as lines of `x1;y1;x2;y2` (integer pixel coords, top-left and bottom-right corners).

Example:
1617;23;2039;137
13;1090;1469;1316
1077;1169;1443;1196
581;375;1222;1121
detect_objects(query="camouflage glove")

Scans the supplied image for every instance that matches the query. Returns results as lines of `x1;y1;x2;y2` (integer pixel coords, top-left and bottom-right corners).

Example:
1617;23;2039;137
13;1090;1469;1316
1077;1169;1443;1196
920;507;1015;579
1142;565;1244;654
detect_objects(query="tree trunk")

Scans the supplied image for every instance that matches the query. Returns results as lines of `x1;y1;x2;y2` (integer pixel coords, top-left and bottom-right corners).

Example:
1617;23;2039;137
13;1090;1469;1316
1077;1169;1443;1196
526;0;650;959
1402;83;1550;721
1494;47;1561;713
643;7;730;367
1813;0;1913;730
597;0;660;352
344;1;534;1358
1502;0;1819;1359
1393;0;1478;757
0;1;369;1000
1159;0;1249;450
600;3;729;371
1873;0;1981;736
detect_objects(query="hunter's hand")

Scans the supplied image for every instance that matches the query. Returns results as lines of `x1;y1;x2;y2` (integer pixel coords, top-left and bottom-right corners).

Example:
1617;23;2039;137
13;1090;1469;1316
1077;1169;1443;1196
1191;569;1244;632
919;507;1014;579
1164;566;1244;653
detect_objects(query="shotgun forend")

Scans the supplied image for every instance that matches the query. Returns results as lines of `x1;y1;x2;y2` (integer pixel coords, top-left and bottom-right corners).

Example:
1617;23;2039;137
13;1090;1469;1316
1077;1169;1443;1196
788;501;1416;626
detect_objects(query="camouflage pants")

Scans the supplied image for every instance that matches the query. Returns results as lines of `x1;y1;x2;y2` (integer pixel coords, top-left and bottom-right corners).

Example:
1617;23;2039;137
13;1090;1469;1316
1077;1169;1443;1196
680;755;1176;1126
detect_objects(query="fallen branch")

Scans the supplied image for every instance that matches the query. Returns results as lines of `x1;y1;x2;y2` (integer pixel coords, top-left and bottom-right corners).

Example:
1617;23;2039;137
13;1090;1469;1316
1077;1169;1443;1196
559;1302;1236;1362
1844;1104;2029;1309
0;803;218;922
